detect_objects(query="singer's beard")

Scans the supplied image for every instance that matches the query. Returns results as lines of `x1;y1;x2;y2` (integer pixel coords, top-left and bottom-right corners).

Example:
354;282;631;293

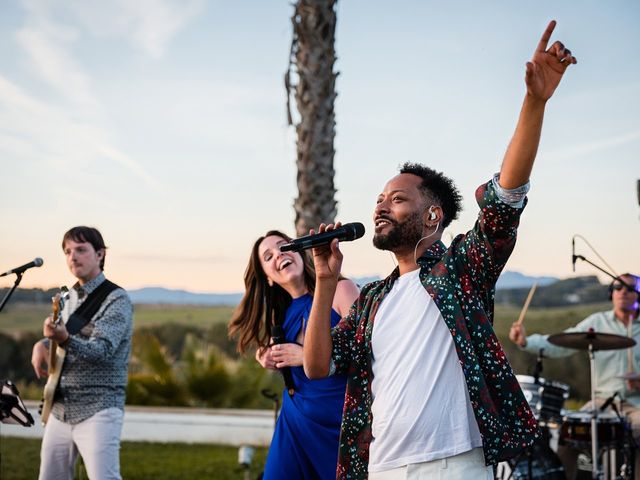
373;211;423;252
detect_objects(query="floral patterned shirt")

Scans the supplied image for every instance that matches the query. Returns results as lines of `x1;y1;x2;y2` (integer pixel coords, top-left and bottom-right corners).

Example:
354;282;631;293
330;179;540;479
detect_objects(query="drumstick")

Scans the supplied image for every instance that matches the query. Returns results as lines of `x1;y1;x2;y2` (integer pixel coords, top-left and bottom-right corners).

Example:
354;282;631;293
516;282;538;326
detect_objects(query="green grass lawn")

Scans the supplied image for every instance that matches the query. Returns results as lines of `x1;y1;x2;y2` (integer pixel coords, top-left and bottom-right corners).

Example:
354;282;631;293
1;300;609;337
0;437;268;480
0;303;235;333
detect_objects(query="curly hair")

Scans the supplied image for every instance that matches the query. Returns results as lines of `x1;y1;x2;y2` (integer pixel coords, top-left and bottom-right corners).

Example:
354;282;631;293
399;162;463;228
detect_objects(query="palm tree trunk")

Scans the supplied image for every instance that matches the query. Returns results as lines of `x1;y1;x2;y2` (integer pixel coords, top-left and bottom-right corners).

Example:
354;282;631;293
287;0;338;236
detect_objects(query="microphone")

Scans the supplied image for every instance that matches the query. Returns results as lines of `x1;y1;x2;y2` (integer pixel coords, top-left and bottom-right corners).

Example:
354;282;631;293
279;222;365;252
600;392;618;412
571;237;576;272
271;325;295;397
0;258;44;278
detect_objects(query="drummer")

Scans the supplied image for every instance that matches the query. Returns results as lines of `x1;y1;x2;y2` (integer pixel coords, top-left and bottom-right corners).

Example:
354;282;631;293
509;273;640;479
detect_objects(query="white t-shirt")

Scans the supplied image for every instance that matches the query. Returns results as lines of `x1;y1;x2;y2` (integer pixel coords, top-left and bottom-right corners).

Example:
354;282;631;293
368;269;483;473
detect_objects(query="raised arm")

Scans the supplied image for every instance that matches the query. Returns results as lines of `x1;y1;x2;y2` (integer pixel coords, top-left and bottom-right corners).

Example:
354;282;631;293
499;20;576;189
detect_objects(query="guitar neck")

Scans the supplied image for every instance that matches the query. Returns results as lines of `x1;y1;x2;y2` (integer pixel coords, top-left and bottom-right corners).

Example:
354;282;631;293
48;339;59;372
49;293;62;372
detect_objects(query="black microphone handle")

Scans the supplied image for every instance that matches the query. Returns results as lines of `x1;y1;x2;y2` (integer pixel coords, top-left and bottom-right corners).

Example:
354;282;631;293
572;237;576;272
280;222;365;252
271;325;295;397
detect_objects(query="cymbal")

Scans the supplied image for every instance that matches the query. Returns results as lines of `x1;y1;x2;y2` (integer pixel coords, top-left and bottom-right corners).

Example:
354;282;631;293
617;372;640;380
548;332;636;351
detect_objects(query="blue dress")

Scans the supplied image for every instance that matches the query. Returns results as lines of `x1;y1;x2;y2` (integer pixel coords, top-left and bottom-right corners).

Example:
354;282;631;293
262;294;347;480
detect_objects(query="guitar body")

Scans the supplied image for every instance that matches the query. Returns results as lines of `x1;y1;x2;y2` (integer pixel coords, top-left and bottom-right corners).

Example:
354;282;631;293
39;287;69;425
40;346;66;424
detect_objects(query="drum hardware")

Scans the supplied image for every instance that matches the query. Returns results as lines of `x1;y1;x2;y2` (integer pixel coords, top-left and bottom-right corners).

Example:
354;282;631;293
507;435;565;480
549;330;637;479
517;373;570;428
507;351;569;479
532;348;544;385
560;411;624;450
547;331;635;351
558;405;635;480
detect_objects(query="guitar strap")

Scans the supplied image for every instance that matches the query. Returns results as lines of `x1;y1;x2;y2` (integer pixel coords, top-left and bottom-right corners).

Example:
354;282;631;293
65;280;120;335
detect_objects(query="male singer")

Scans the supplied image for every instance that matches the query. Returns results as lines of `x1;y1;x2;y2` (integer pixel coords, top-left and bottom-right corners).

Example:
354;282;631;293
303;21;576;479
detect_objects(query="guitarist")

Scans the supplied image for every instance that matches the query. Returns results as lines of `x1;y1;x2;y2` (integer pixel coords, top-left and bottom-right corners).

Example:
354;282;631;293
31;226;133;480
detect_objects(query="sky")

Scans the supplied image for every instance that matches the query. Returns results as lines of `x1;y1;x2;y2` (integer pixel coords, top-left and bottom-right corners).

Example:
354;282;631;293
1;0;639;294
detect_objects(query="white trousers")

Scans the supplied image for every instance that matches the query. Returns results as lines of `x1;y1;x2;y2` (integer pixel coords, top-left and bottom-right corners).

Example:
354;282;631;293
368;448;494;480
38;407;124;480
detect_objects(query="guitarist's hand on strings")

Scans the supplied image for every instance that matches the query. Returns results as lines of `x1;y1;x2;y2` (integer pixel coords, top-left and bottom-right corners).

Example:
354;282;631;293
43;314;70;344
34;315;71;378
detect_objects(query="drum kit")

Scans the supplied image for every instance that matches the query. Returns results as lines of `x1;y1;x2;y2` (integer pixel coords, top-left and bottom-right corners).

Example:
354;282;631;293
504;330;637;480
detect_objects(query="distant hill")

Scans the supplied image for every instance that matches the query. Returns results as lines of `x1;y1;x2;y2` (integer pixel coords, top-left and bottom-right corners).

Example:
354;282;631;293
495;275;607;307
128;287;242;306
1;272;610;308
496;271;558;290
353;272;558;290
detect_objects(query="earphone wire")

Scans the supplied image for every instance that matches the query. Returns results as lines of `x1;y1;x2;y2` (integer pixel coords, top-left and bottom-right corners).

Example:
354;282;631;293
388;251;398;268
413;222;440;264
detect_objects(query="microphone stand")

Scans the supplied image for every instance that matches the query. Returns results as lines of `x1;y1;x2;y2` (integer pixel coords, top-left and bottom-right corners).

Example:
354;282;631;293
573;254;634;289
0;272;24;314
533;348;545;385
587;335;600;480
573;251;637;478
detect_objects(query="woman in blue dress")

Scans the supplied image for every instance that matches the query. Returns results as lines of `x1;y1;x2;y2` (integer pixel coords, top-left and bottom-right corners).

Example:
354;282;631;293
230;230;359;479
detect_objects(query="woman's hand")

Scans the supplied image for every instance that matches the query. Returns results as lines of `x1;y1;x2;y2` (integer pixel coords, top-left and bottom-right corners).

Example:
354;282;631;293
271;343;303;368
255;346;277;370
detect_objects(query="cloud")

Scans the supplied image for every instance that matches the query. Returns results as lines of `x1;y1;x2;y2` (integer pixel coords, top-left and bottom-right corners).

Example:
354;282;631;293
98;145;161;189
1;1;179;188
0;74;160;189
17;22;98;110
545;129;640;162
61;0;205;58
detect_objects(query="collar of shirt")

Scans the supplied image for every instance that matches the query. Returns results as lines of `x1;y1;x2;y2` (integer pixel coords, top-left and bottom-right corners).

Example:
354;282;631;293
380;240;447;290
72;272;106;298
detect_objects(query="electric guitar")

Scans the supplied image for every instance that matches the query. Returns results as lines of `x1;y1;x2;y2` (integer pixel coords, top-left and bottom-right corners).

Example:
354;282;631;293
39;286;69;425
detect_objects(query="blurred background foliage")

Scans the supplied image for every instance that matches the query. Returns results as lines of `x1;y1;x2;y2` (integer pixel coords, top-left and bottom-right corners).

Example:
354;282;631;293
0;279;616;410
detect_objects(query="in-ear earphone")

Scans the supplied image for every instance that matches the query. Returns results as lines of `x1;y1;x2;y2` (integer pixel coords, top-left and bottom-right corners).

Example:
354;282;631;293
428;207;437;220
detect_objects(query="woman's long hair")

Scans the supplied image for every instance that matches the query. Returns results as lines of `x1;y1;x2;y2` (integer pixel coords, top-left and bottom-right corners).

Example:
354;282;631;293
229;230;316;353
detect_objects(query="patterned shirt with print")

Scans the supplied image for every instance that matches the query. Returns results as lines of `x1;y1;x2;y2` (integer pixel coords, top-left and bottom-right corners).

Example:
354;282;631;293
330;178;540;479
52;272;133;424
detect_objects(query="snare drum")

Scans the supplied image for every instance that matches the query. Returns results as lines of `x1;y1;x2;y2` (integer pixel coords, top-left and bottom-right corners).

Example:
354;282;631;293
560;411;625;449
517;375;570;425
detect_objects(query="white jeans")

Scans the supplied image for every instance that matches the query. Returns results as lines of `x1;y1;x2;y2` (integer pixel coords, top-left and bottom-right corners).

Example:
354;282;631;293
368;448;494;480
38;407;124;480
